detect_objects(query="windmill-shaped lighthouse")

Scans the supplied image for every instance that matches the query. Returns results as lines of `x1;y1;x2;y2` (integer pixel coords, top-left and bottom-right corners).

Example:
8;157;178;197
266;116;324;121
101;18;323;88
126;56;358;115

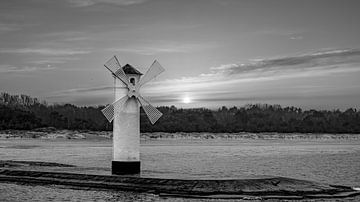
101;56;164;175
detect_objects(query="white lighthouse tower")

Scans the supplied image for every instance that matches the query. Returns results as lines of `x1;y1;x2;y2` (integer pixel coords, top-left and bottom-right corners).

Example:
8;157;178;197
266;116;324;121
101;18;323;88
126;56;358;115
101;56;164;175
112;64;142;174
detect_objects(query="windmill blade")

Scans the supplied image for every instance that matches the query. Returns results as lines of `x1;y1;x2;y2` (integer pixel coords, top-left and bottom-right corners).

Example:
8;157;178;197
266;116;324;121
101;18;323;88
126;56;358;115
138;60;164;87
101;95;128;122
104;56;131;87
137;95;163;124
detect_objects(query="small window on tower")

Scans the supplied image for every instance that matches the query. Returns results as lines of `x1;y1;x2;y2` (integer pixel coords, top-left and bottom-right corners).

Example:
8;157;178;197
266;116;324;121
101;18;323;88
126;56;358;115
130;77;135;85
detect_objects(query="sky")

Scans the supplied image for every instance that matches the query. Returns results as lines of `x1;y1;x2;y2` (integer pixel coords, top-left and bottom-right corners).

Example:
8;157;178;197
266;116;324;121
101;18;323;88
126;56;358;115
1;0;360;110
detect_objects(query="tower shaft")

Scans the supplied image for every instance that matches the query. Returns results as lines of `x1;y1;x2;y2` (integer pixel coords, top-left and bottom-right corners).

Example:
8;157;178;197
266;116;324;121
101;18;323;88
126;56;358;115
112;78;140;175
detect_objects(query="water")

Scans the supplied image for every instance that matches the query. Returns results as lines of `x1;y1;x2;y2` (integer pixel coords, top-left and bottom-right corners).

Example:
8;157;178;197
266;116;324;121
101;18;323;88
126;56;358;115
1;135;360;201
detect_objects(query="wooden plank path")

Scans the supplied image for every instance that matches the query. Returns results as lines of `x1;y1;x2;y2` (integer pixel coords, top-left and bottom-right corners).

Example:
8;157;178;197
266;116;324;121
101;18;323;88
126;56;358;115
0;169;359;199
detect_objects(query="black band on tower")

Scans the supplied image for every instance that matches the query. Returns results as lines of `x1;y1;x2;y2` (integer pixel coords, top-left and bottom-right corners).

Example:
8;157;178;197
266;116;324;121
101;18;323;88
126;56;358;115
112;161;140;175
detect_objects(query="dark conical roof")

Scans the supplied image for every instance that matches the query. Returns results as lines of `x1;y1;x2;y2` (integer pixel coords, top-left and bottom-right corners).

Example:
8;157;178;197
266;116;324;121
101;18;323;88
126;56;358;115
122;64;143;75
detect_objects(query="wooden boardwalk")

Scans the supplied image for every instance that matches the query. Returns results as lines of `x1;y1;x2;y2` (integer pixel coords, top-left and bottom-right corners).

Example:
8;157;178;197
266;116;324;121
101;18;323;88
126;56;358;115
0;169;359;199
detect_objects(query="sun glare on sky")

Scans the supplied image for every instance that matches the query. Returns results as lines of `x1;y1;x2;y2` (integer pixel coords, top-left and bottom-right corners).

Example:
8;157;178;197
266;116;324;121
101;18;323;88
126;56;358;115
182;96;191;104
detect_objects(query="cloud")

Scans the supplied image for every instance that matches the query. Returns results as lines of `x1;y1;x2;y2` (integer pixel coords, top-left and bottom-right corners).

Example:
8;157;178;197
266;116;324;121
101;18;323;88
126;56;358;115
67;0;148;7
0;23;22;32
0;48;91;56
254;28;303;36
0;65;56;73
210;48;360;75
29;56;80;65
108;41;213;55
253;29;304;41
290;36;303;40
0;22;38;33
41;31;92;42
46;86;114;105
52;86;113;96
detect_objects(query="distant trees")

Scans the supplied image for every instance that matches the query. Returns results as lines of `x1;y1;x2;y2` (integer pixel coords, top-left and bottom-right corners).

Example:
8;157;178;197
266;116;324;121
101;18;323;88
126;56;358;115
0;105;42;130
141;106;219;132
1;92;360;133
0;92;111;131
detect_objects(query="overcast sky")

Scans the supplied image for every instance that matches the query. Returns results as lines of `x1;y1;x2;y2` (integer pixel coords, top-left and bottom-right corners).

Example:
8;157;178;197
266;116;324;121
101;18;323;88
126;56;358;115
1;0;360;110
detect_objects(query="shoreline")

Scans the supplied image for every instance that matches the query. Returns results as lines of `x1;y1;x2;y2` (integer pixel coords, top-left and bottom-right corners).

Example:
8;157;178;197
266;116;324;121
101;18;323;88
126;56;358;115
1;129;360;140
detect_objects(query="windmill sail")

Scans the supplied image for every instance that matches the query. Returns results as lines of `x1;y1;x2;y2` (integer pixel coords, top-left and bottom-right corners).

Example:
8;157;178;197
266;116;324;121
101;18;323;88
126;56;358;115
138;95;163;124
104;56;130;86
101;95;128;122
138;60;165;87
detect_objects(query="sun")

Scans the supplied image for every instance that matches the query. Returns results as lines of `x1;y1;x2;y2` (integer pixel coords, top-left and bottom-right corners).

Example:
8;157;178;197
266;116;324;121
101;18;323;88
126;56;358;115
182;96;191;104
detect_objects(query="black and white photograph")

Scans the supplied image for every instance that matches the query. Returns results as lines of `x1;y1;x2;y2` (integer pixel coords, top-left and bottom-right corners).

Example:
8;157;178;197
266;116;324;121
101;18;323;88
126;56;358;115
0;0;360;201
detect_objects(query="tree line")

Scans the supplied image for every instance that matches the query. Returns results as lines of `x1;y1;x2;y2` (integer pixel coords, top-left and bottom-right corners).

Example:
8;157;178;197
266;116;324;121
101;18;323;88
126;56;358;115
1;92;359;133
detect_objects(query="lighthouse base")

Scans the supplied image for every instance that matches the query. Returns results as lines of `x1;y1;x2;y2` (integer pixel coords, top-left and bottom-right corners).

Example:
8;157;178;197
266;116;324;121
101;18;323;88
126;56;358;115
112;161;140;175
